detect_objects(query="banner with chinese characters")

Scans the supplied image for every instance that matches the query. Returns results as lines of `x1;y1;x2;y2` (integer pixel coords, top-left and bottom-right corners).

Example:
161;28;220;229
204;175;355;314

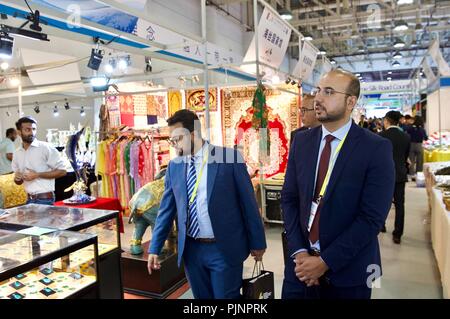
429;39;450;76
185;89;218;112
293;40;319;81
242;7;292;74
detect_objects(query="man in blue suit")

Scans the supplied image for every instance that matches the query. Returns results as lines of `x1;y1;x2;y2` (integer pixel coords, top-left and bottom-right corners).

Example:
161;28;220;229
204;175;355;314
281;69;395;299
147;109;267;299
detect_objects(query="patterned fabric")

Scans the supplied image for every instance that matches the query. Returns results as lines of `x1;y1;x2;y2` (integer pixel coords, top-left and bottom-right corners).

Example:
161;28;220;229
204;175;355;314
107;95;121;129
133;94;147;115
0;173;27;208
147;94;167;118
221;86;298;178
185;89;218;112
120;95;134;114
186;156;200;238
168;90;182;116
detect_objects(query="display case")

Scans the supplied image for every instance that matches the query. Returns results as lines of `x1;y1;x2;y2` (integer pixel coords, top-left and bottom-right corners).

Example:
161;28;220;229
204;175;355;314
0;228;99;299
0;204;123;299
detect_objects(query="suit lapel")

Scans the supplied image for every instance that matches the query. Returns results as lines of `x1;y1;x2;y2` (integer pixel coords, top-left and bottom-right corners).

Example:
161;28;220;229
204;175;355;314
304;127;323;205
207;145;218;204
176;159;188;220
321;122;362;203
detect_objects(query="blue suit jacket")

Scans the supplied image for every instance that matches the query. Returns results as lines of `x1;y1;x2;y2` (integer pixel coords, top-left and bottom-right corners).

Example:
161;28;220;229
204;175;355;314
281;122;395;287
149;144;267;266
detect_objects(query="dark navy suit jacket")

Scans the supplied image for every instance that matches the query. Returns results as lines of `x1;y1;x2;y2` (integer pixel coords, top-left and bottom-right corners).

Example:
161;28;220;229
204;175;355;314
149;144;267;266
281;122;395;287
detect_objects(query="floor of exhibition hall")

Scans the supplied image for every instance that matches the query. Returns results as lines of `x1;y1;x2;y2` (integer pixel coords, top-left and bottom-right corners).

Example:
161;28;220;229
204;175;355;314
120;182;443;299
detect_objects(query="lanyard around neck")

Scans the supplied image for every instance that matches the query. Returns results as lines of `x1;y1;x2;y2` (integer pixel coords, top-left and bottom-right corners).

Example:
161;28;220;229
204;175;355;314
318;132;349;200
188;151;209;206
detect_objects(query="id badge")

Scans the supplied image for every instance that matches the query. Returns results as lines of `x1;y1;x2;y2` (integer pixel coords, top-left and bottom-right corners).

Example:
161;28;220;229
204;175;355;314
307;201;319;232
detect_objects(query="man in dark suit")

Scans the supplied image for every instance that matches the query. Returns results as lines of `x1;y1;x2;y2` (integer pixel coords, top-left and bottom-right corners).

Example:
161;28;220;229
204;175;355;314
290;94;320;145
147;110;267;299
281;69;395;299
380;111;411;244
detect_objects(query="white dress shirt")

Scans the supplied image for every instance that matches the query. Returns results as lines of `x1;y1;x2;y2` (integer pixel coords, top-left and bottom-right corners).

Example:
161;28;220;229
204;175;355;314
187;142;215;239
0;138;15;174
293;118;353;257
11;139;66;194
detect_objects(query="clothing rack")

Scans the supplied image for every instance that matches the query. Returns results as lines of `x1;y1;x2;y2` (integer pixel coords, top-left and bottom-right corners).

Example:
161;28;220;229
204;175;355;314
92;127;170;209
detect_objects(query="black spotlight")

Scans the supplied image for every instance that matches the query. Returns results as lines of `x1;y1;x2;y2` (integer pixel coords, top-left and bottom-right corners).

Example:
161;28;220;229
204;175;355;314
29;10;42;32
285;77;291;85
145;56;152;73
33;102;40;113
64;99;70;110
291;79;297;85
0;32;14;59
87;48;104;71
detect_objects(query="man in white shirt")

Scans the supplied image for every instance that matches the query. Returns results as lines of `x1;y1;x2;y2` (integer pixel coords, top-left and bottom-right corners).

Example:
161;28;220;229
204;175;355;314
0;128;17;175
12;116;67;205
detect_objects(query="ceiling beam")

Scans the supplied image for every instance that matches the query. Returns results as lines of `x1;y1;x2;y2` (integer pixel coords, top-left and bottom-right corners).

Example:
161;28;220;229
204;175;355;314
312;0;338;17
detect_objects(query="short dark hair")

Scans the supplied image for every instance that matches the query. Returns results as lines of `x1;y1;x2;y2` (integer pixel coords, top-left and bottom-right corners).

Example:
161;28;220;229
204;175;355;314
329;69;360;98
6;128;15;137
384;111;401;125
15;116;37;130
404;114;412;120
414;115;424;127
167;109;201;134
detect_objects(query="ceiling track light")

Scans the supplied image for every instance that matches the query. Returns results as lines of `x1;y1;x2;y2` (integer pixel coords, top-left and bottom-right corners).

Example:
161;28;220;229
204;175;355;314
393;20;409;31
0;61;9;70
33;102;40;114
393;39;406;49
64;98;70;110
80;106;86;117
145;56;152;73
279;8;293;21
0;24;49;42
392;61;401;67
53;103;59;117
393;51;403;59
0;31;13;59
285;77;291;85
87;48;104;71
318;46;327;55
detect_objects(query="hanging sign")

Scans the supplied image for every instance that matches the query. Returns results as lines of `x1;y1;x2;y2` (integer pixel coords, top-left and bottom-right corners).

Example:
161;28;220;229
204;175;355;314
429;39;450;76
422;59;437;84
242;7;292;73
292;40;319;81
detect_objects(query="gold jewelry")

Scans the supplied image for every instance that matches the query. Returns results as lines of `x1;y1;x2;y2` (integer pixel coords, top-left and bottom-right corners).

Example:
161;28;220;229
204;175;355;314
130;239;142;245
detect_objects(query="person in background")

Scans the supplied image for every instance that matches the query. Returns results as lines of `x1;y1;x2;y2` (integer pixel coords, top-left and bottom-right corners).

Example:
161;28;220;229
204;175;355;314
12;116;67;205
406;115;428;178
399;114;408;131
282;69;395;299
0;128;17;175
290;94;321;145
358;115;368;129
380;111;411;244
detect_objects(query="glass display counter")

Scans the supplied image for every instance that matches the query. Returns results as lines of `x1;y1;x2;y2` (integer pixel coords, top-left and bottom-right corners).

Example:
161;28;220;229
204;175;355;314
0;228;98;299
0;204;122;299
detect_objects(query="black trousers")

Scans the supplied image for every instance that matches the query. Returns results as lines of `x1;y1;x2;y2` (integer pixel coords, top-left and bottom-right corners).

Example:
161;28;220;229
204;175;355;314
392;182;406;238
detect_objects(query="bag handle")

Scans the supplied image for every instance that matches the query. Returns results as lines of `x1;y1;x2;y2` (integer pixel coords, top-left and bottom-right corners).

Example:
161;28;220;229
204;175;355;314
251;260;265;277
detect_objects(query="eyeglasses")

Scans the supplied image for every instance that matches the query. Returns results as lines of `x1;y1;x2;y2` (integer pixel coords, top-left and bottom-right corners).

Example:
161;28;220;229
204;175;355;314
311;87;352;97
168;134;188;146
300;107;315;115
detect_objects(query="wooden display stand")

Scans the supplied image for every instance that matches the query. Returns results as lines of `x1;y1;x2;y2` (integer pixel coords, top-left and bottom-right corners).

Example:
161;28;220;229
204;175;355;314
121;238;187;299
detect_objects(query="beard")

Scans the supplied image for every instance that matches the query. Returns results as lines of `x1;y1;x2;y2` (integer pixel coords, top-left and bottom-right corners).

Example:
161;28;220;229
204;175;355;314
22;135;35;143
315;102;347;123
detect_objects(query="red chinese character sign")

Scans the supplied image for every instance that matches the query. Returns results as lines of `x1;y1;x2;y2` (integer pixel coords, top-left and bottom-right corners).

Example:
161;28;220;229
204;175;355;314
185;89;218;112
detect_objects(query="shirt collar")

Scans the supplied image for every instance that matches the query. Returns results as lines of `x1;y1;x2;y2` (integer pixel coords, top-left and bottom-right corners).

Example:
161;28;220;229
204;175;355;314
189;141;209;160
19;138;40;150
321;118;352;141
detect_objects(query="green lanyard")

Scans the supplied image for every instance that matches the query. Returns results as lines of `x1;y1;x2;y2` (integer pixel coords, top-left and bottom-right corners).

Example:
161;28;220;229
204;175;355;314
318;132;349;200
188;153;209;206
